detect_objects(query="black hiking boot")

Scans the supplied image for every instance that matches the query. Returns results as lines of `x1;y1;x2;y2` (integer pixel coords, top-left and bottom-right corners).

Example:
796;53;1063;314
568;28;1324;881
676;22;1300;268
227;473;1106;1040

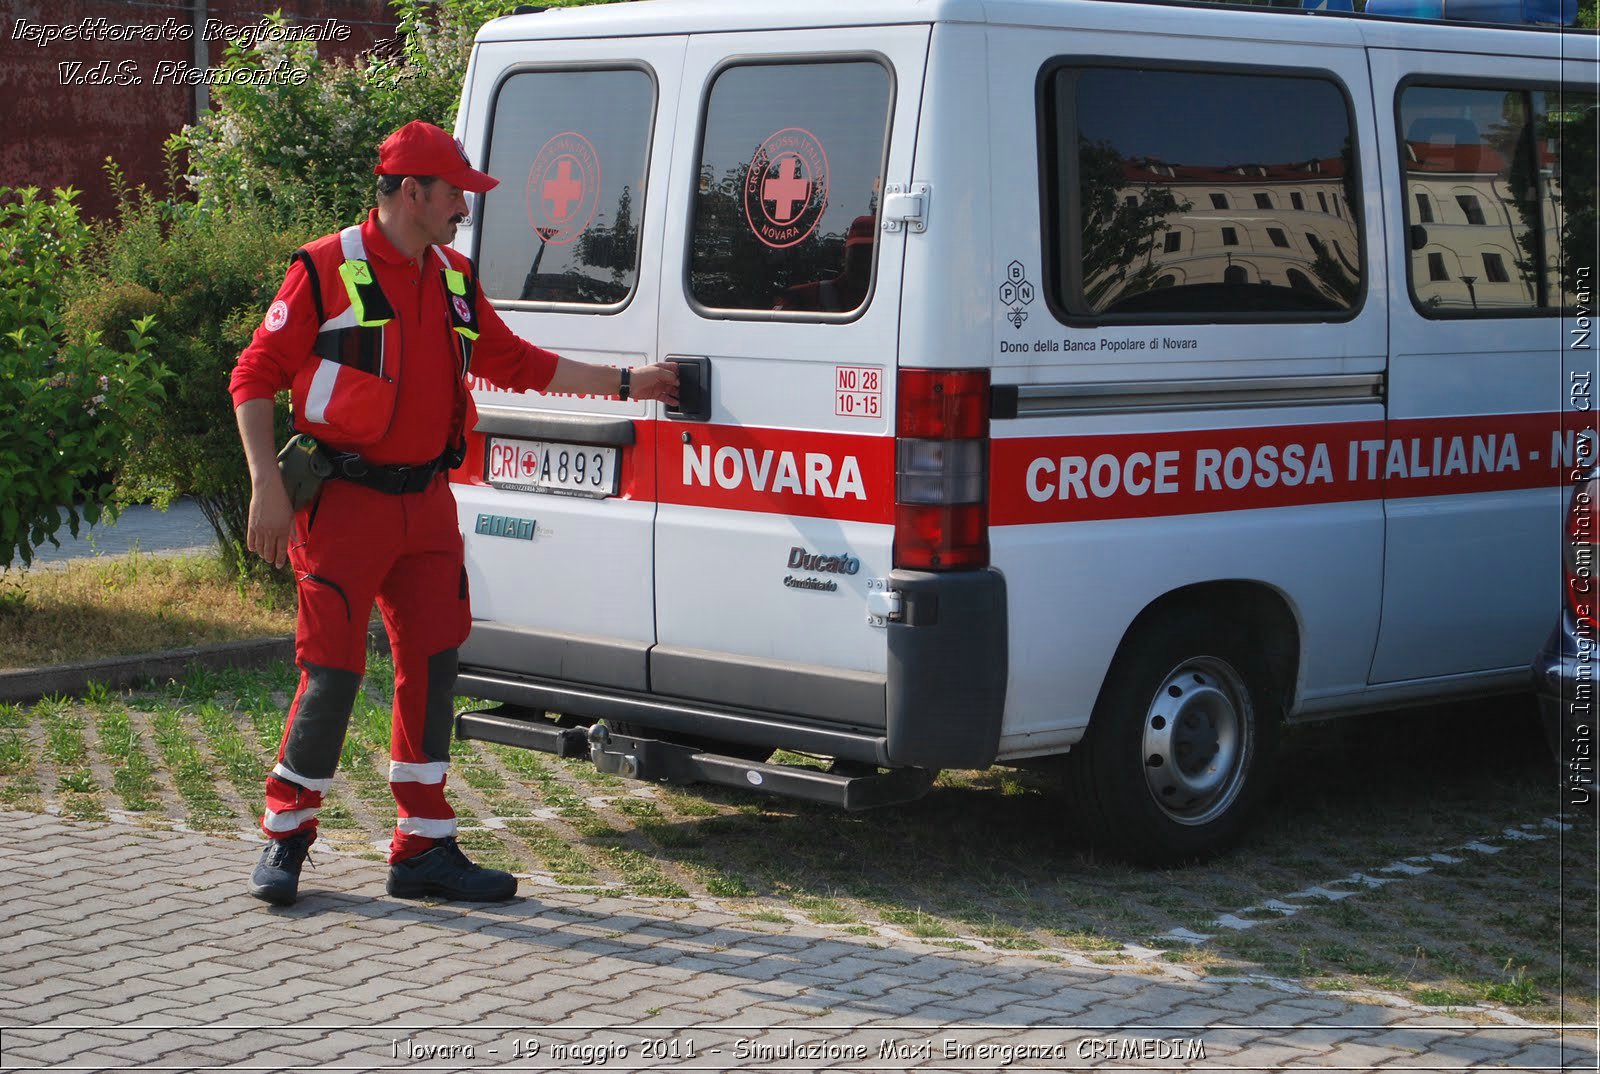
248;830;313;905
386;836;518;902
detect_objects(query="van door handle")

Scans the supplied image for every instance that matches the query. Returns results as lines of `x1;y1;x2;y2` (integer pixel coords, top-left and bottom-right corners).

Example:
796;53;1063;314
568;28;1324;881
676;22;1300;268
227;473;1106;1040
664;356;711;422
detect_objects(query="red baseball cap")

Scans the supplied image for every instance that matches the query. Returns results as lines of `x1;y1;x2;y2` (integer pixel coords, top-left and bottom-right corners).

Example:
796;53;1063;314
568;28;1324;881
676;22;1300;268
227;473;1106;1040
374;121;499;193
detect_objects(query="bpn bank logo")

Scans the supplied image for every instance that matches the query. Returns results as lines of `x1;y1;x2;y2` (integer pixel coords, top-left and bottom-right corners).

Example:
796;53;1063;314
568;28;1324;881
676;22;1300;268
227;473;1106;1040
744;127;829;249
526;131;601;246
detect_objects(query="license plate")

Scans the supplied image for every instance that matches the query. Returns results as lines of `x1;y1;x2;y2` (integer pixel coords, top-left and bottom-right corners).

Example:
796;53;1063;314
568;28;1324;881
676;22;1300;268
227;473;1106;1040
485;436;619;498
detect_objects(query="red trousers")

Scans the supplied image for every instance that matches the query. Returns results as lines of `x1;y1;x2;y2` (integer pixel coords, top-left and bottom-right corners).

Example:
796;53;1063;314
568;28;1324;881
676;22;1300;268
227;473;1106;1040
261;476;471;862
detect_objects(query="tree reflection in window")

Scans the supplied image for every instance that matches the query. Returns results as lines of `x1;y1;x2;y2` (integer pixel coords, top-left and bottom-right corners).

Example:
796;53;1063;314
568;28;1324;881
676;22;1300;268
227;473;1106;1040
1541;93;1598;309
688;60;891;314
478;68;654;307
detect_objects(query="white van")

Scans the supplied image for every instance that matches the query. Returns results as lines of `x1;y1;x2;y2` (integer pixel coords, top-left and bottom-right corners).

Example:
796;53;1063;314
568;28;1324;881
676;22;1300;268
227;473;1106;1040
447;0;1599;863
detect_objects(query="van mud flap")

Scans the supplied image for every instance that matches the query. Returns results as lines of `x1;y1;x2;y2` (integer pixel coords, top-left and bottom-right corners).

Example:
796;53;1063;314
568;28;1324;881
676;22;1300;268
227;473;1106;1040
456;706;936;811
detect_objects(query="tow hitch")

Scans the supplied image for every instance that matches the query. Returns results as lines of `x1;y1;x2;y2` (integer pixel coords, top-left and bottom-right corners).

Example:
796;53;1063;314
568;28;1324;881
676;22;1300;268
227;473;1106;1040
456;706;936;811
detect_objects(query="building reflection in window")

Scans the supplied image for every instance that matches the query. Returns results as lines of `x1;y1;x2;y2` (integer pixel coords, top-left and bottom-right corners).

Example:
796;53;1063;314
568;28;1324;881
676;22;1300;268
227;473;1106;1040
1401;85;1597;314
1052;66;1360;318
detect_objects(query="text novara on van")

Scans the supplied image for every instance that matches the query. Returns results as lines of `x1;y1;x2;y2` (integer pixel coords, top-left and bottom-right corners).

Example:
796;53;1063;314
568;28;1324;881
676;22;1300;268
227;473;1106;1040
683;443;866;500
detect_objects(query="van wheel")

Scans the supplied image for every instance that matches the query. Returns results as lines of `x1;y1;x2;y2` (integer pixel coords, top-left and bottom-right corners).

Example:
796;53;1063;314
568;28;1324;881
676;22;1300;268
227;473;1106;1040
1063;614;1278;865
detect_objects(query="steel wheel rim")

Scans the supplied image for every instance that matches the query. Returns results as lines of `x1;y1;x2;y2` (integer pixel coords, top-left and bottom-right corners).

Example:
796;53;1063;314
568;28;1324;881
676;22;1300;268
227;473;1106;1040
1140;655;1252;826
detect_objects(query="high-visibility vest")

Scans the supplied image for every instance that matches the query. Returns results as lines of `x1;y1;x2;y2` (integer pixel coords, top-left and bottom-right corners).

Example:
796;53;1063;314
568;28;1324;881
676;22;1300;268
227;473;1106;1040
288;226;481;447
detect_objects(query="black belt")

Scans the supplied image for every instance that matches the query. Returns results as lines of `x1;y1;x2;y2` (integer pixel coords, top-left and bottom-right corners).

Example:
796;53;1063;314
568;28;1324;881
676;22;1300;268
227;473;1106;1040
329;451;448;495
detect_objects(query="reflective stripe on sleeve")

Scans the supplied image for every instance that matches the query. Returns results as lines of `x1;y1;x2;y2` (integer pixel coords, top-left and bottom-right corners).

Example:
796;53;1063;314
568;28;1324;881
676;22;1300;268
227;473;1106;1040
304;359;340;425
388;760;449;785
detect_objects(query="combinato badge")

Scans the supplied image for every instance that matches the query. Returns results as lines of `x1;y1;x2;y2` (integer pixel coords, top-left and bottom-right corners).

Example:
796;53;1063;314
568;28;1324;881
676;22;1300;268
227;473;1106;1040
525;131;601;245
744;127;829;249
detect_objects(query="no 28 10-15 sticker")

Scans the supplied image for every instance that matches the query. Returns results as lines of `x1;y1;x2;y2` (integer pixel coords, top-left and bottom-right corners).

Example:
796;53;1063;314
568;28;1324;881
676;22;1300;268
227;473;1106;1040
835;365;882;419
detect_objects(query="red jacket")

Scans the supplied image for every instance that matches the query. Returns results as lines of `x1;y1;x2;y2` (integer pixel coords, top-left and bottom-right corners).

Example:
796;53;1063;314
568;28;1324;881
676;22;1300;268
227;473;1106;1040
230;210;558;466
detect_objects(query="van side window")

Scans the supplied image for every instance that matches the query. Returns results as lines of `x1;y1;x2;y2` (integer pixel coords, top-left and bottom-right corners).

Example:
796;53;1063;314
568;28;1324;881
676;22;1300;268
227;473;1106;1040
688;60;891;315
1045;65;1360;320
1400;84;1597;315
476;67;654;307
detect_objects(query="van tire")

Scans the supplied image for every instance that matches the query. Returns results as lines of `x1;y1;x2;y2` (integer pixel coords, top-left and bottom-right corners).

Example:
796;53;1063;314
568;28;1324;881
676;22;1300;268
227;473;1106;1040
1063;612;1278;866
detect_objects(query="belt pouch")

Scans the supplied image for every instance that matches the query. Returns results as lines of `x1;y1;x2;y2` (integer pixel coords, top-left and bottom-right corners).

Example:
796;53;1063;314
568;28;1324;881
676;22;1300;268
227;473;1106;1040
277;434;334;511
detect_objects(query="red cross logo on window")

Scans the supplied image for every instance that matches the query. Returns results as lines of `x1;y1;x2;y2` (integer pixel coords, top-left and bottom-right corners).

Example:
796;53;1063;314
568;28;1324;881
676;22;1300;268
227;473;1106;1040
743;128;830;250
525;132;602;246
762;154;811;224
542;158;584;222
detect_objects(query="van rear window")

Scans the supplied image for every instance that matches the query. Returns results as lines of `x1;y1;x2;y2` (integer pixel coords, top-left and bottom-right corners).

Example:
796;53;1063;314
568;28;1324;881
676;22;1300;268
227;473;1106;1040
1044;65;1362;322
688;60;892;316
477;67;654;308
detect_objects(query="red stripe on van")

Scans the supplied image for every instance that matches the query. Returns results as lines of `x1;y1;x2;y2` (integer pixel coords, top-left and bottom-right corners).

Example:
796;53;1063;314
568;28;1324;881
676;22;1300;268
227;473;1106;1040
990;412;1595;526
656;423;895;524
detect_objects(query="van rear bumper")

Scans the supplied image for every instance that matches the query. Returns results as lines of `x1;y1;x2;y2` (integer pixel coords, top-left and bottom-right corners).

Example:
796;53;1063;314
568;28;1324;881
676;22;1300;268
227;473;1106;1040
886;567;1008;769
456;566;1008;771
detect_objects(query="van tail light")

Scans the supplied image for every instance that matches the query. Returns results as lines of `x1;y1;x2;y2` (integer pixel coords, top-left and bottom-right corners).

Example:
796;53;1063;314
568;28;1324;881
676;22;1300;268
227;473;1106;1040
1567;475;1599;630
895;368;990;570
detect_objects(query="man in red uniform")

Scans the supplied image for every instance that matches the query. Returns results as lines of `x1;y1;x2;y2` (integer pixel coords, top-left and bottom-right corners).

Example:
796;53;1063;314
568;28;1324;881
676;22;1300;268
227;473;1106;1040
232;121;678;906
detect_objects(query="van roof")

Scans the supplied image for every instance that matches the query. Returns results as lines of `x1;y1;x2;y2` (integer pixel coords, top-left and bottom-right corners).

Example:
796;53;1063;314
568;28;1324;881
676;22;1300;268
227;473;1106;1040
477;0;1592;50
477;0;987;40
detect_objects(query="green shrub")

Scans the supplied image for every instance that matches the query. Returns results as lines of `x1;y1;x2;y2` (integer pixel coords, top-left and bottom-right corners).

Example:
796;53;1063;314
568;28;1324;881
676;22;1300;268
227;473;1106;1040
63;181;315;577
173;0;529;226
0;187;167;569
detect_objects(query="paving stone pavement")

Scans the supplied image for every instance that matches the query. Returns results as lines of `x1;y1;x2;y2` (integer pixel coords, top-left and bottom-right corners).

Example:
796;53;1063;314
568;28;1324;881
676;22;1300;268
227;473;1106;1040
0;812;1590;1072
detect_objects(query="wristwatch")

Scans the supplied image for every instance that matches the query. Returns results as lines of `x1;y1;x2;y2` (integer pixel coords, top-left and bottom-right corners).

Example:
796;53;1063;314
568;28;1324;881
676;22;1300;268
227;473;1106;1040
618;367;631;401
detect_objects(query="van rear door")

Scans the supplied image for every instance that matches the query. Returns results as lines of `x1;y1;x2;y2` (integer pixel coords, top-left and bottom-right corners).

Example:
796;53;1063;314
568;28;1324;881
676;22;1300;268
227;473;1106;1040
454;36;687;692
649;28;931;728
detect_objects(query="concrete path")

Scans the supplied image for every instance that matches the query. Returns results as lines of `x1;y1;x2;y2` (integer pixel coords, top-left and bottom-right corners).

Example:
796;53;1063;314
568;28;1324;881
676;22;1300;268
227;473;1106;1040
0;812;1586;1071
30;500;215;566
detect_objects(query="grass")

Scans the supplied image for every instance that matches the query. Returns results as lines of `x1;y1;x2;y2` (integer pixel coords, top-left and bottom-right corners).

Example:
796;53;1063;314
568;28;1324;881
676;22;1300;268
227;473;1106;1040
148;704;241;832
0;550;296;669
505;820;600;885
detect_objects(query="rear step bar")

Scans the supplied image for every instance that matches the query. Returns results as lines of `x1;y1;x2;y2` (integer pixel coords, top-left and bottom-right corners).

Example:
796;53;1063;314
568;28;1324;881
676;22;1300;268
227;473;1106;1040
456;706;937;811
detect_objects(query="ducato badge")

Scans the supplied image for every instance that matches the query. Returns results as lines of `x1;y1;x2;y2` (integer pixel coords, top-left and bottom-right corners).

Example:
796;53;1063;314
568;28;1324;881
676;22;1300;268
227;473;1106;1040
786;546;860;575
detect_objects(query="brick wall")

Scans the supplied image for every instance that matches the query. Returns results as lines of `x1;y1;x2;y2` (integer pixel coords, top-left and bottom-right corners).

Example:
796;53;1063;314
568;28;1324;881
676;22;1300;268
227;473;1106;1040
0;0;399;217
